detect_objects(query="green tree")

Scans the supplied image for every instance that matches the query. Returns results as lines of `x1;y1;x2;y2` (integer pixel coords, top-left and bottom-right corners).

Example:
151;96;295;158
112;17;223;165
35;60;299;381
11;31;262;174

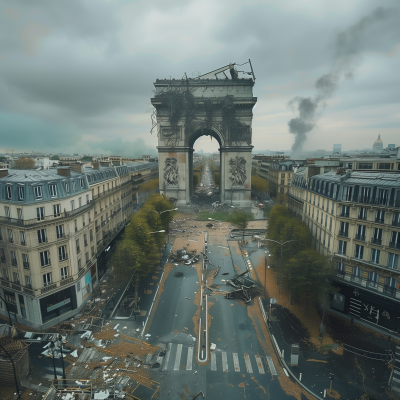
229;210;249;244
80;156;93;162
251;175;269;193
193;172;201;189
14;157;35;169
277;249;335;315
145;194;176;232
213;172;220;186
140;178;159;192
50;155;59;160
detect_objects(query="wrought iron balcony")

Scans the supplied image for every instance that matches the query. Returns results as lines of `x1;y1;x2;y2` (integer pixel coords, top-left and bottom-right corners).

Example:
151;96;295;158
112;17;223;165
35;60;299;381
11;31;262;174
375;218;385;224
340;212;350;218
338;230;348;238
355;234;365;241
389;241;400;250
11;259;18;267
23;262;30;269
370;238;382;245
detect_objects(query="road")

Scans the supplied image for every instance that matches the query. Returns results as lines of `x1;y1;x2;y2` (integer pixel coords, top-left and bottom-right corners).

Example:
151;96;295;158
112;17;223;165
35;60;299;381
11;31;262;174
146;231;299;399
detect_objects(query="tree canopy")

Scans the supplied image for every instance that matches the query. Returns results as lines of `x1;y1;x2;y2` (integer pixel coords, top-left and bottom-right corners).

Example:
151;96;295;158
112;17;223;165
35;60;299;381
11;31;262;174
14;157;35;169
229;210;249;243
251;175;269;193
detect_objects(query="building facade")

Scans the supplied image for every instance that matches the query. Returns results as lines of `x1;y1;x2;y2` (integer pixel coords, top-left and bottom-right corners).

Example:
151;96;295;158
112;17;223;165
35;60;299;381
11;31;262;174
0;161;158;330
269;160;303;202
291;168;400;332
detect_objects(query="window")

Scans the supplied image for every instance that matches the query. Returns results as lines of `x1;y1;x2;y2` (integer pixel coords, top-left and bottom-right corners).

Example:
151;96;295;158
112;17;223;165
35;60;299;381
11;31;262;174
78;197;82;208
5;206;10;218
331;201;334;214
371;228;382;245
280;179;285;185
375;210;385;223
370;248;380;264
25;275;32;288
359;163;372;169
43;272;52;286
76;239;80;253
325;214;328;227
322;198;325;210
78;258;81;269
91;246;95;257
320;212;323;224
367;271;379;289
378;163;391;170
312;208;314;218
13;272;20;284
22;253;29;269
85;251;89;263
86;194;90;204
18;187;24;201
84;233;88;246
40;251;51;267
37;207;44;221
317;209;319;221
354;244;364;259
377;189;389;205
90;229;93;241
387;253;398;269
64;182;70;193
339;221;349;237
393;212;400;227
342;186;353;201
37;229;47;244
281;173;285;178
0;228;2;240
11;251;17;266
6;186;12;200
329;217;332;231
80;178;84;188
337;262;345;277
1;248;6;263
351;266;362;283
49;184;57;197
56;225;64;238
61;266;68;280
384;277;397;296
338;240;347;255
359;207;367;220
72;181;77;191
279;188;284;194
341;205;350;217
390;231;400;249
17;208;23;220
355;225;366;241
58;245;68;261
53;204;61;217
7;229;13;243
3;268;9;280
360;187;371;203
34;186;43;199
70;200;75;211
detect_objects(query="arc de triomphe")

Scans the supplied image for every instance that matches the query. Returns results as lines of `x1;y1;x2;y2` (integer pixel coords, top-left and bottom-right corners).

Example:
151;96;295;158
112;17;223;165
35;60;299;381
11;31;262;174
151;64;257;207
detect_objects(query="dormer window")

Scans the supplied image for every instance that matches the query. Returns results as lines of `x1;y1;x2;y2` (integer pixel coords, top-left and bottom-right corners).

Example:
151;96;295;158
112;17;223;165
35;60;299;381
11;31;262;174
18;187;24;201
64;182;70;193
72;181;77;191
80;179;84;188
34;186;43;199
49;184;57;198
6;186;12;200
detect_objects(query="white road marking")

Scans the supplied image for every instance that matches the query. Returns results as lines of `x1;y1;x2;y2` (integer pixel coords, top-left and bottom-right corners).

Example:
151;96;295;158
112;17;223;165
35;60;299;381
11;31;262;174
162;343;172;371
186;346;193;371
222;352;228;372
255;355;265;374
174;344;183;370
265;356;277;376
244;353;253;374
233;353;240;372
211;351;217;371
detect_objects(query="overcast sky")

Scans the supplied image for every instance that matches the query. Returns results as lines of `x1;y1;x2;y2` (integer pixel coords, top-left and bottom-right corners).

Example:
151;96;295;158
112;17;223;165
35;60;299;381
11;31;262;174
0;0;399;157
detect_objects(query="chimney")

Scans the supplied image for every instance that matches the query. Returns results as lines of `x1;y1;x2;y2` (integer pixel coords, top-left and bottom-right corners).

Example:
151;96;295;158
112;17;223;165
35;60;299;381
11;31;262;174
336;167;346;175
57;167;71;177
100;161;111;167
92;162;100;170
112;160;121;166
71;163;84;174
0;169;9;178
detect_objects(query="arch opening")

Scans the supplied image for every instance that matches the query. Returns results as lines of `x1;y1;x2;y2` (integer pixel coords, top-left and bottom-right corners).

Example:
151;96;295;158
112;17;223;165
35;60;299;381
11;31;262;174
189;132;221;206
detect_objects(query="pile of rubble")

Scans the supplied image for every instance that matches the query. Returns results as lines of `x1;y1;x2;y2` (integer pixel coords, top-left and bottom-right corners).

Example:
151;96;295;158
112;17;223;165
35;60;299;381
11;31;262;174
225;271;260;303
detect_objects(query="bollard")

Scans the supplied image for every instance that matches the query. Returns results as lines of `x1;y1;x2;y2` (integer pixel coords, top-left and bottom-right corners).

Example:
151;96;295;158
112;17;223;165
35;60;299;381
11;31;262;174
324;389;326;398
299;373;302;381
282;350;284;359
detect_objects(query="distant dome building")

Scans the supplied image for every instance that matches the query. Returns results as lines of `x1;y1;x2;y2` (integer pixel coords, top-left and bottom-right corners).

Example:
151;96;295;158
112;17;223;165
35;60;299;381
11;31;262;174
372;134;383;152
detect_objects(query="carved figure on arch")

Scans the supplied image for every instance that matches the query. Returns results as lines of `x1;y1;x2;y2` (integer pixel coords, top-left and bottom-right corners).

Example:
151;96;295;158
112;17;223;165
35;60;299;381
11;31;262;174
164;157;179;186
229;156;247;186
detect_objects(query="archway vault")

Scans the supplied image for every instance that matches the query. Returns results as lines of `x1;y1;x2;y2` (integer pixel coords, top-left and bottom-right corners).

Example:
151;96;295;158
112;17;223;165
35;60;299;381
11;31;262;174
151;66;257;207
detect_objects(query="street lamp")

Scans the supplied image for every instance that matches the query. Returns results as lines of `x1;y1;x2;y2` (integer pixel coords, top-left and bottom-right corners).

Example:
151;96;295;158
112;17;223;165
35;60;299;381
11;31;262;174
46;341;58;383
57;334;66;386
264;251;271;294
148;230;165;234
151;208;177;244
263;239;299;266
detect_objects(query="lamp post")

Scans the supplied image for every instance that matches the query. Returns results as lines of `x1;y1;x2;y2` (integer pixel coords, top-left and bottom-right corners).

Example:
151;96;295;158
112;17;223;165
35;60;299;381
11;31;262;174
57;334;66;386
151;208;178;244
0;342;22;400
231;206;247;244
46;341;58;383
264;251;271;294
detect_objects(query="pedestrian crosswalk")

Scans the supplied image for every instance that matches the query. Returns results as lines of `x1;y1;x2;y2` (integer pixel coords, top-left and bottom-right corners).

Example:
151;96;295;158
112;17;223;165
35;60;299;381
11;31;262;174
161;343;275;376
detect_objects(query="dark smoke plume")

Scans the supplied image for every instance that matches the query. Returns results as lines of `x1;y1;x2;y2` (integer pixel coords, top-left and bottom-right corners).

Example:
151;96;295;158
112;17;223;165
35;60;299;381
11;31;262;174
288;7;399;158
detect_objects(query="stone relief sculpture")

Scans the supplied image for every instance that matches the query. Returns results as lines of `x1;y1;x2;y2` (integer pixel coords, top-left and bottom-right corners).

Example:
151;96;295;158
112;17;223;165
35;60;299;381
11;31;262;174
163;157;179;186
229;156;247;186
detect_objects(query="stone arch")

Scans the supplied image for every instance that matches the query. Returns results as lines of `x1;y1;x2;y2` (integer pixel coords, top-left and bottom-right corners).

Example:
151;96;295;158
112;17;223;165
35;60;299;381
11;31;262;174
186;124;225;149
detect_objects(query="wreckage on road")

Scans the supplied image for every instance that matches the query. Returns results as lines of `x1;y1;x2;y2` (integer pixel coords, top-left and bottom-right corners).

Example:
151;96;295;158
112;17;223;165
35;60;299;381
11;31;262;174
225;270;260;303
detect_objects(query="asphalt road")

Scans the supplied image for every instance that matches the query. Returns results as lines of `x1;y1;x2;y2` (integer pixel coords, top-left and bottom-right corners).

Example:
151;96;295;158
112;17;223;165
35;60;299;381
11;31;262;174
146;234;300;399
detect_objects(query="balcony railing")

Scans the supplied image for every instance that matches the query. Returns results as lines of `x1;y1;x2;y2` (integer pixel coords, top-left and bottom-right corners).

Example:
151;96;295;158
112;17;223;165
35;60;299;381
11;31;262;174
64;201;93;218
338;230;348;238
355;234;365;241
9;238;14;243
59;255;68;262
23;262;30;269
383;286;397;297
351;275;362;284
358;215;367;221
20;240;26;246
392;220;400;227
340;212;350;218
336;250;347;256
1;257;6;263
0;213;66;227
371;238;382;245
389;242;400;250
375;218;385;224
11;259;17;267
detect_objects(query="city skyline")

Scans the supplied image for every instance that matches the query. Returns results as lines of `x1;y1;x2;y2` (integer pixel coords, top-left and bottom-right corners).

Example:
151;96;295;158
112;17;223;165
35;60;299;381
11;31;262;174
0;0;399;156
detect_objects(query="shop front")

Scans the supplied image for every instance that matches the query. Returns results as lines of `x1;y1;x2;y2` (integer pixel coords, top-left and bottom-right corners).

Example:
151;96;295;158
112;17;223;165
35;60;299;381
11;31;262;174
332;281;400;333
40;286;77;324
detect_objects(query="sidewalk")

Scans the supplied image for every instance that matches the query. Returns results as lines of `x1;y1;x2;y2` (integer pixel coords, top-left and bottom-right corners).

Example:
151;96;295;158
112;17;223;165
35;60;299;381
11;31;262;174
244;240;398;400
